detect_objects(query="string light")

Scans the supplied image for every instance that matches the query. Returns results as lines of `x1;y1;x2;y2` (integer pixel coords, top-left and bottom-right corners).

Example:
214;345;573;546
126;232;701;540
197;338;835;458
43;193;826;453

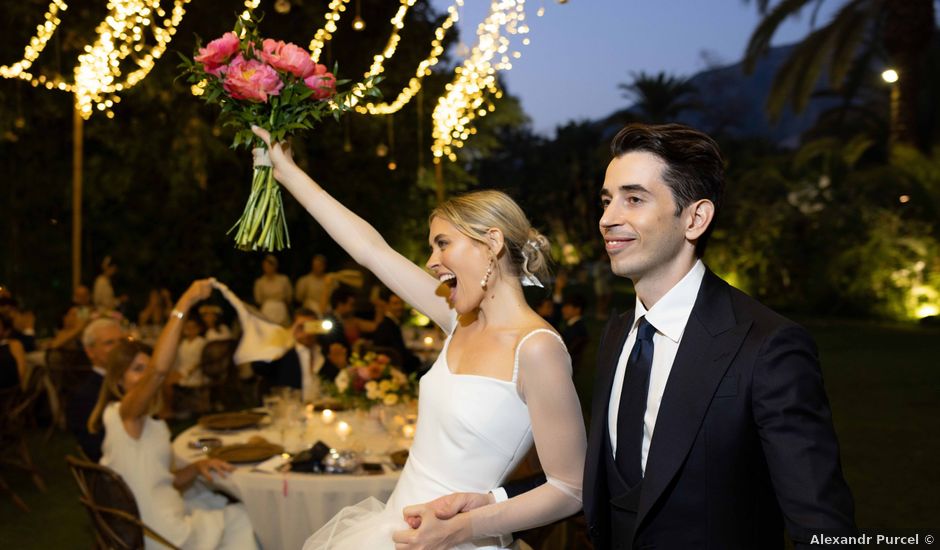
72;0;192;118
0;0;68;81
3;0;553;162
352;0;462;115
432;0;532;161
352;0;365;31
308;0;350;62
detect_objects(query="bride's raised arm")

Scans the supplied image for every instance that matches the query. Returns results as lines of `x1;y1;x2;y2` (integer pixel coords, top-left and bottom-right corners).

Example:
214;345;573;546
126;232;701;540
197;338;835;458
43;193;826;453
252;126;453;332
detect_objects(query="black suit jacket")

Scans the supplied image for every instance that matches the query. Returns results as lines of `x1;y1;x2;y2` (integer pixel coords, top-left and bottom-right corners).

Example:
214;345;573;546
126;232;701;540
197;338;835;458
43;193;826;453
581;269;855;549
67;370;104;462
252;347;341;394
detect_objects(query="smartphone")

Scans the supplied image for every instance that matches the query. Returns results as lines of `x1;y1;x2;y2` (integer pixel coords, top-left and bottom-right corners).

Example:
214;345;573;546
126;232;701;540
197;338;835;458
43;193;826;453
303;320;331;334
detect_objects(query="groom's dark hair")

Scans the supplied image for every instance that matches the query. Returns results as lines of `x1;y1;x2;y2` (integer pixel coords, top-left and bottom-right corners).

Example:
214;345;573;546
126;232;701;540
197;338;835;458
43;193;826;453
610;123;725;256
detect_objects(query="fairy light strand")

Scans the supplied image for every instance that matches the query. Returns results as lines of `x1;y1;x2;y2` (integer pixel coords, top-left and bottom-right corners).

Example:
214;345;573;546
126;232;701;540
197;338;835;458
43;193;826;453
2;0;551;161
432;0;531;161
0;0;69;81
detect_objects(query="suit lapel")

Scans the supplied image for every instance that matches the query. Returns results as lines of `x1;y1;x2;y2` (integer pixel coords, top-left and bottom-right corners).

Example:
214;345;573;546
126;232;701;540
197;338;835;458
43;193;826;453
636;271;752;528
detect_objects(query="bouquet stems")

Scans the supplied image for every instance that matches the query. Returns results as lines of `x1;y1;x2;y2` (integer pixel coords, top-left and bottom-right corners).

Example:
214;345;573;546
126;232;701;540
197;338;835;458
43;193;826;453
229;149;290;251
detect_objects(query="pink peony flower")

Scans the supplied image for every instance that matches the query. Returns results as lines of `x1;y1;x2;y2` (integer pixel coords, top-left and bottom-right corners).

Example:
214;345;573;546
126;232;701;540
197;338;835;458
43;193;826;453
259;39;317;79
222;55;284;103
194;32;240;76
304;65;337;100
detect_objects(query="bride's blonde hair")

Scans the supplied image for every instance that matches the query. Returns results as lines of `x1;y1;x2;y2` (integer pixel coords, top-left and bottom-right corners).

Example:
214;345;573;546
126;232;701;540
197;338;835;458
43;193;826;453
430;190;551;285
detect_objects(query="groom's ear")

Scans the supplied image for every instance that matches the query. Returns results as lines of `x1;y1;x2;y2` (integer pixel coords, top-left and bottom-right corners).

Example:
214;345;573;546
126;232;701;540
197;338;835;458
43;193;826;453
684;199;715;242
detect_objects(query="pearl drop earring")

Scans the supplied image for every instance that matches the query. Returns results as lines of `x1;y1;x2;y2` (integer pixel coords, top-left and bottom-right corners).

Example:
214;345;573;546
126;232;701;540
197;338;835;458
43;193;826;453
480;257;494;289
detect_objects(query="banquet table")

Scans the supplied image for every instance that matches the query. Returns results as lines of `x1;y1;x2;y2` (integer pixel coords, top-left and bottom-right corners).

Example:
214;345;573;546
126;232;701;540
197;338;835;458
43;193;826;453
172;407;414;550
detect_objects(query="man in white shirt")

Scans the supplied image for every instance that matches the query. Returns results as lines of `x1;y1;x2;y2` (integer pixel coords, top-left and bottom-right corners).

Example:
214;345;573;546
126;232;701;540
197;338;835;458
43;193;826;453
252;308;347;401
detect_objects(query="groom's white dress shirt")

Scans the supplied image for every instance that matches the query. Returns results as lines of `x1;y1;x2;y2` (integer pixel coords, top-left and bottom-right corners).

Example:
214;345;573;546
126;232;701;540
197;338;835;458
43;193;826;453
608;259;705;475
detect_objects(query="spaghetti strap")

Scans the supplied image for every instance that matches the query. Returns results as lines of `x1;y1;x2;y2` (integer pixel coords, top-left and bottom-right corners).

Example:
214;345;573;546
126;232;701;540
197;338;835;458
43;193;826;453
512;329;566;384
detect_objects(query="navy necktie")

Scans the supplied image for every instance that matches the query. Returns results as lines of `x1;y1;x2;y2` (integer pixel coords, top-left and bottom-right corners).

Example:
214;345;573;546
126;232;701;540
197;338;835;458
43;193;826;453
615;316;657;486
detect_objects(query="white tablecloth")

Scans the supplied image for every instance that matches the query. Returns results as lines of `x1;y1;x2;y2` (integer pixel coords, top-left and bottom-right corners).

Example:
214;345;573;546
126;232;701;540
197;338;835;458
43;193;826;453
172;409;413;550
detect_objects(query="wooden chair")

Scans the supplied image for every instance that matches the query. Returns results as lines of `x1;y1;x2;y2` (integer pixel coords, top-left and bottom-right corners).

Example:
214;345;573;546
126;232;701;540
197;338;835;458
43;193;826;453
44;347;93;430
0;365;48;511
65;455;181;550
198;339;237;412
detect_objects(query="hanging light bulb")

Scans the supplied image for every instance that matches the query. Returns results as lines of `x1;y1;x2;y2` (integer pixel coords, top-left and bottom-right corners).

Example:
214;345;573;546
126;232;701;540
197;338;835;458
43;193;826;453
274;0;291;14
352;0;365;31
376;143;389;157
387;160;397;171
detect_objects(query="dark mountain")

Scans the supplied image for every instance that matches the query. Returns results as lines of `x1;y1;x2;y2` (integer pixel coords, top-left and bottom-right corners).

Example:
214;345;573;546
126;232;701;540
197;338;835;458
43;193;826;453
598;44;844;148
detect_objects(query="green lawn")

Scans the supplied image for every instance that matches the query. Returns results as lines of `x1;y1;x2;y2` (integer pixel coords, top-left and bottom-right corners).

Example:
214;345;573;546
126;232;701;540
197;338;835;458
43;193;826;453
2;318;937;548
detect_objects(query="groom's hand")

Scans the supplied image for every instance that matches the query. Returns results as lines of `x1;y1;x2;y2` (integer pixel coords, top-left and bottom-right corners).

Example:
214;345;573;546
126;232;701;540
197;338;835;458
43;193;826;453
403;492;494;528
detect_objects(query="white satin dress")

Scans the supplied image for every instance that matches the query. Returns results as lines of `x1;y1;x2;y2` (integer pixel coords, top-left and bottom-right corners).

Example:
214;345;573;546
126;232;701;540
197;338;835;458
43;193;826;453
303;327;582;550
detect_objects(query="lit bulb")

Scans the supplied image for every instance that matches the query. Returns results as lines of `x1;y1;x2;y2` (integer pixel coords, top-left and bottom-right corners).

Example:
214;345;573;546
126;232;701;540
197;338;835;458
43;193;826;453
376;143;388;157
387;160;397;171
882;69;899;84
352;15;365;31
274;0;291;14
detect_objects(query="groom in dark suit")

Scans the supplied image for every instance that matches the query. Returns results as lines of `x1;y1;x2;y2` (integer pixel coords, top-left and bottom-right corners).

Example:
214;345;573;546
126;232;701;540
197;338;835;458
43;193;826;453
402;123;856;549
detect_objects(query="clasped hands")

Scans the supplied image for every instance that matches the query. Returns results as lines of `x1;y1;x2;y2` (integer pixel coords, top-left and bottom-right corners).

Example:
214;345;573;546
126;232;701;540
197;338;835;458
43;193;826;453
391;492;493;550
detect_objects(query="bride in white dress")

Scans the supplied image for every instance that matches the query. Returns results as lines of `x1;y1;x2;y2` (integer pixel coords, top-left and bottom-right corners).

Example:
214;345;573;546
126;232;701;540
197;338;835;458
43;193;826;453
252;126;587;549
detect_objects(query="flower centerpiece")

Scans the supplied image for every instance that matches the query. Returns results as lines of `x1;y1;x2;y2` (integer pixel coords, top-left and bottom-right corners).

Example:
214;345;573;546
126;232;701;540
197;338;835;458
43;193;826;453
180;12;379;251
323;351;417;411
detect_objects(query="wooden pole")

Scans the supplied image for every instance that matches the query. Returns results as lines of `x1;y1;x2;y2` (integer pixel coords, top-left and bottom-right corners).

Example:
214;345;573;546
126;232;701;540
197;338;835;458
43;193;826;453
72;104;83;292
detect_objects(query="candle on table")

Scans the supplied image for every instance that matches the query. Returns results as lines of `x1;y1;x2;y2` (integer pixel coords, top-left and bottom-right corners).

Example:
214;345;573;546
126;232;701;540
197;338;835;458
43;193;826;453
336;420;352;441
321;409;335;424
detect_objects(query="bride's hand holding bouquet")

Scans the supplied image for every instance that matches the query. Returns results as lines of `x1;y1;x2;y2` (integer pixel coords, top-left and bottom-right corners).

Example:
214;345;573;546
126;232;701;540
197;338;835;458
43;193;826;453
181;12;379;251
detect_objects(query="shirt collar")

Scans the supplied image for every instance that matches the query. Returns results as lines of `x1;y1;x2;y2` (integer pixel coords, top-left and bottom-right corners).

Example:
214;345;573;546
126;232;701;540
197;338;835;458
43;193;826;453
632;259;706;343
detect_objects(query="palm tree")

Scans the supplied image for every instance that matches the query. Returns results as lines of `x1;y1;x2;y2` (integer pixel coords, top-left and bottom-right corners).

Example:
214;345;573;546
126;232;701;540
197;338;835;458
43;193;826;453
743;0;935;148
617;71;699;123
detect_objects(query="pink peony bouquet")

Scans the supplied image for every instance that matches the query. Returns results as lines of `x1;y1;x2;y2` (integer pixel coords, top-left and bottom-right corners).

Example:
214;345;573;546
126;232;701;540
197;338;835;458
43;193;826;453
181;14;379;251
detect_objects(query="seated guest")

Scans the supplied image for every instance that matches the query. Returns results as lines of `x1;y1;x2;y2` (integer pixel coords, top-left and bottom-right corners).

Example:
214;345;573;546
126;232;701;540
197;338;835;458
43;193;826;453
199;305;232;341
0;296;36;352
320;286;355;348
253;308;347;401
368;290;421;375
0;313;27;390
88;279;258;550
559;293;589;373
322;285;385;348
294;254;329;315
534;296;559;326
138;288;173;327
50;285;95;350
68;318;124;462
174;316;207;388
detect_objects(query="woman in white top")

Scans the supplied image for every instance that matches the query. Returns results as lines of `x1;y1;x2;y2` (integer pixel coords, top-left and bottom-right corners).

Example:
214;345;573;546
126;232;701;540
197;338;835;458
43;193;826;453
295;254;329;315
88;280;258;550
252;126;586;550
253;255;292;326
